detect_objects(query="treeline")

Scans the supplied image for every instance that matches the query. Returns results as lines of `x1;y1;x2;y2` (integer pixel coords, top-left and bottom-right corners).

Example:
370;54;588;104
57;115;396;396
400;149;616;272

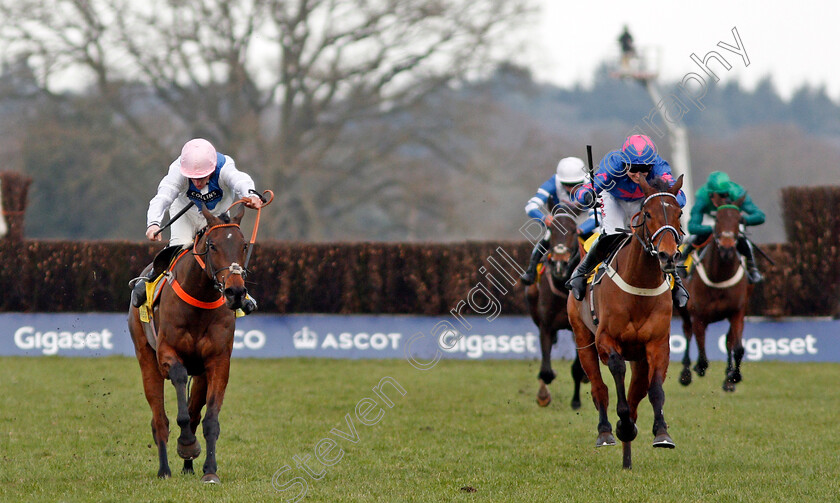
3;61;840;243
1;172;837;317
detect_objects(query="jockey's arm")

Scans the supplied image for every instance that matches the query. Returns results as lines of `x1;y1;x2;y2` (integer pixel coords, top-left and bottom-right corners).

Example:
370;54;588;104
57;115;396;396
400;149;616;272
524;178;555;224
147;162;187;229
687;196;712;236
740;194;765;226
218;156;258;202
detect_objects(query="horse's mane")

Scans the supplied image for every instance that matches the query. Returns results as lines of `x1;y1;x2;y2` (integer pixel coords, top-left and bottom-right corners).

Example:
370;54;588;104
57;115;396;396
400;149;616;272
648;177;672;192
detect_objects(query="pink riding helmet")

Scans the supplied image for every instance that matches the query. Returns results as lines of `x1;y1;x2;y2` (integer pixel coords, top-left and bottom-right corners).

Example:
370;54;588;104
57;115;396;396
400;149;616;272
621;134;657;164
179;139;217;178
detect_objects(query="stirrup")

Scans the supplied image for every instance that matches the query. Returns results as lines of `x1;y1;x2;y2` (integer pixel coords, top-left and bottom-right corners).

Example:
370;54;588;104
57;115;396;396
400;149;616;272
746;268;763;284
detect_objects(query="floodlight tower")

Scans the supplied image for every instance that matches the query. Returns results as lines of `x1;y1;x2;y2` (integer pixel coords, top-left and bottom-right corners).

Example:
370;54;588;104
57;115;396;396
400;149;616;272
612;43;695;226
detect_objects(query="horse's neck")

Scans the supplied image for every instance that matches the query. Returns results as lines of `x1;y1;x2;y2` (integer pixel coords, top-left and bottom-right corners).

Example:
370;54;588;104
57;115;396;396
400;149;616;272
704;241;742;280
175;251;218;300
615;236;664;288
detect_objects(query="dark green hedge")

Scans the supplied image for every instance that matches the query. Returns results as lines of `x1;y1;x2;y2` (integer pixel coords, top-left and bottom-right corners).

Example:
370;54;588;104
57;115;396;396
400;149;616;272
0;170;837;317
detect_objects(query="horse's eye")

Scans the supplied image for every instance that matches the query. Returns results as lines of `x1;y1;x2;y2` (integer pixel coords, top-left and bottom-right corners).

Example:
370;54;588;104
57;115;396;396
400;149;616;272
243;244;249;252
208;242;216;251
644;211;651;219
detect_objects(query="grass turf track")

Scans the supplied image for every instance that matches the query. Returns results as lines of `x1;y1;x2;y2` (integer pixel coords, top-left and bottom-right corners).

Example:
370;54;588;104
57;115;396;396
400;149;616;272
1;356;838;502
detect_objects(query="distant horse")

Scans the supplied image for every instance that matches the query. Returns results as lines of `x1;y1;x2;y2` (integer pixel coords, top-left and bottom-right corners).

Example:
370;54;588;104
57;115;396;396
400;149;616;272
676;193;753;392
128;203;251;482
524;203;586;409
568;175;684;469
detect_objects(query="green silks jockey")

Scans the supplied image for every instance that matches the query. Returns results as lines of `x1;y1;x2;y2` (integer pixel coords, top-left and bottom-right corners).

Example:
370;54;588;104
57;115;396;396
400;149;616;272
685;171;766;283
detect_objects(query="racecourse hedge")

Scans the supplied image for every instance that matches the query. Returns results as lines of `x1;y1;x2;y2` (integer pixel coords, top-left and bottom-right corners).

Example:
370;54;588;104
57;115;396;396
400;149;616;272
0;171;837;317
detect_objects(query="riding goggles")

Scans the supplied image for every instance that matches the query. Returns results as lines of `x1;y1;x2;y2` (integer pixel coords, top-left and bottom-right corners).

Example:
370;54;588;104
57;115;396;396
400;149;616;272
624;163;653;174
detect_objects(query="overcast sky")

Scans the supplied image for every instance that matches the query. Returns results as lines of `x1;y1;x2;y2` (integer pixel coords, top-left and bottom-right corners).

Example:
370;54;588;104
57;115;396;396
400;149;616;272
523;0;839;99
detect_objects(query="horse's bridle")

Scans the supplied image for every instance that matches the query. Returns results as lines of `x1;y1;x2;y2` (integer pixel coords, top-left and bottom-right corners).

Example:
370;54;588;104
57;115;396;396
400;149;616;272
712;204;741;249
632;192;683;256
546;212;580;281
192;223;248;293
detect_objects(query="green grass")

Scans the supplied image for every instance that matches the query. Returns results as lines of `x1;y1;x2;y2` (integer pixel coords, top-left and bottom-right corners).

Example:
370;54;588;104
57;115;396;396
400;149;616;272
1;356;838;502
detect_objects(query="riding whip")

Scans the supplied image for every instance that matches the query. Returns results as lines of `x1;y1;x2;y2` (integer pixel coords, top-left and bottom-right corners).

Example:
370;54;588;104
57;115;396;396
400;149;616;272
586;145;599;227
153;201;195;237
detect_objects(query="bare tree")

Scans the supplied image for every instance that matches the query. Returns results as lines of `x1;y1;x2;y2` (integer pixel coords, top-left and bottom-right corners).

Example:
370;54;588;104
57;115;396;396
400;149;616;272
0;0;535;239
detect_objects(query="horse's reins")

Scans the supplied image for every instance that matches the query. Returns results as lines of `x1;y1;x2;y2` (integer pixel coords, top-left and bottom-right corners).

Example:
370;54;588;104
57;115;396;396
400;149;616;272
167;190;274;308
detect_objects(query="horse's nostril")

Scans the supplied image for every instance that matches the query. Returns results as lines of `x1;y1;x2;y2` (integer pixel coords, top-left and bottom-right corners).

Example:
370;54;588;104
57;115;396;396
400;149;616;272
657;251;671;263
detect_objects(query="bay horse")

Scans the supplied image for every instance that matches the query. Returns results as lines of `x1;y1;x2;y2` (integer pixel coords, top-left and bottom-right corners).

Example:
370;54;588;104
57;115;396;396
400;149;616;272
525;203;586;409
128;203;250;482
568;175;684;469
676;193;753;392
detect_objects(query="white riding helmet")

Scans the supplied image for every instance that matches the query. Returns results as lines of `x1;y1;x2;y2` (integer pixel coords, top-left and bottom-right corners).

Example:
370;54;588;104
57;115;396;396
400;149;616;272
556;157;586;184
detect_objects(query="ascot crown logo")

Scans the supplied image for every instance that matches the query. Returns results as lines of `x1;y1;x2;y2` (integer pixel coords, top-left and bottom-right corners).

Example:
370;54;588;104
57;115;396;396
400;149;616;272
293;326;318;349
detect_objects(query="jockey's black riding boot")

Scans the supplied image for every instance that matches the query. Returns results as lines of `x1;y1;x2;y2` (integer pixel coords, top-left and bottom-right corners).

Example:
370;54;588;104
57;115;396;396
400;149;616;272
672;273;689;308
241;293;258;315
737;236;763;284
679;234;696;261
565;234;619;301
520;237;550;285
130;269;155;308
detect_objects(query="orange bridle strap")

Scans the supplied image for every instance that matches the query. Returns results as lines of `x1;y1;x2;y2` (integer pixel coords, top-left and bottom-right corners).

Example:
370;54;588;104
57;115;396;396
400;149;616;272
168;249;226;309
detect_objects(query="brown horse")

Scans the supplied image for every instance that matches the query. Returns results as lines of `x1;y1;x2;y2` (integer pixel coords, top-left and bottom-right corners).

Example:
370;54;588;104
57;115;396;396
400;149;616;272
525;203;586;409
128;203;250;482
568;175;684;469
676;194;753;392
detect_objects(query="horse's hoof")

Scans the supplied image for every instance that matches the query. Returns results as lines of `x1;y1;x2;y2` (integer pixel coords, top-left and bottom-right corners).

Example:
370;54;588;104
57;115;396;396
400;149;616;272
538;370;557;384
157;467;172;479
201;473;220;484
596;432;616;447
182;465;195;475
653;434;676;449
536;381;551;407
570;399;581;410
730;370;742;383
616;420;638;443
722;380;736;392
177;440;201;460
694;363;707;377
679;368;692;386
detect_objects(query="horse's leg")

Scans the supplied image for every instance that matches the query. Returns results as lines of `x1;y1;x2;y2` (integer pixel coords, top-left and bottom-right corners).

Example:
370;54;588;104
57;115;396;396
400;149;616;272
568;314;613;446
200;356;231;483
626;360;649;425
647;342;675;448
678;306;694;386
723;312;746;392
605;349;636;445
692;317;709;377
570;353;585;410
536;325;556;407
163;359;202;461
182;374;208;475
136;342;171;478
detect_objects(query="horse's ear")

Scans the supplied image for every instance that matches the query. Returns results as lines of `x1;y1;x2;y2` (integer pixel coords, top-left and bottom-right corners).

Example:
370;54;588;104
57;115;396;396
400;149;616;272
230;202;246;225
200;204;221;226
734;193;746;208
669;174;684;195
638;174;653;195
